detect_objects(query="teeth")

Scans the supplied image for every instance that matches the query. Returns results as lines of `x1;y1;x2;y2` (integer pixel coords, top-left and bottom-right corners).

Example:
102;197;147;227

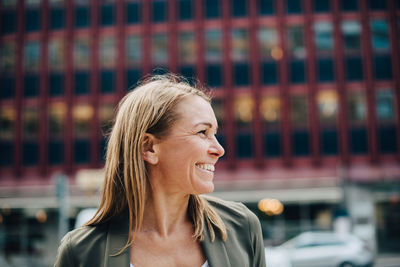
196;164;215;172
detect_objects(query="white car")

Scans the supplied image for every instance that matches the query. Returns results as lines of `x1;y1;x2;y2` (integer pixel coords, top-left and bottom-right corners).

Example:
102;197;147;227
265;231;374;267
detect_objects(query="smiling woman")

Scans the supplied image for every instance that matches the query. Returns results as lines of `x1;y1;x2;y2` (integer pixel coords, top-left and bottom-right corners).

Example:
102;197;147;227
54;74;266;267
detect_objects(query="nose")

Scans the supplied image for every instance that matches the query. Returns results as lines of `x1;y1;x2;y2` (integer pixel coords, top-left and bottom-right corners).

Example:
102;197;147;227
209;135;225;158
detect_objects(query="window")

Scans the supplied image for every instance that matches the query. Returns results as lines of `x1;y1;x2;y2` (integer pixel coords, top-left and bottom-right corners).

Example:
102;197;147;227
261;95;281;157
24;41;40;72
99;103;114;161
0;106;15;166
369;0;387;11
0;41;16;73
50;0;65;30
48;102;66;164
234;94;254;158
376;89;397;153
23;106;39;165
259;0;275;15
341;0;358;11
126;0;141;24
25;3;41;32
1;8;16;34
286;0;302;14
342;20;363;81
75;71;90;95
126;35;141;65
205;29;223;87
205;0;220;18
73;104;93;164
211;99;226;159
288;25;306;83
314;22;334;82
178;0;193;21
48;38;65;71
179;32;196;80
232;0;247;17
232;29;249;86
75;0;90;28
291;94;310;156
100;0;115;26
348;91;367;154
151;33;168;65
74;37;90;69
371;20;391;80
152;0;167;23
99;35;116;69
317;90;338;154
313;0;330;13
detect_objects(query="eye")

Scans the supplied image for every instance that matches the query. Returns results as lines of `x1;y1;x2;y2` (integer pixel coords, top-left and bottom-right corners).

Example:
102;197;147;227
198;130;207;136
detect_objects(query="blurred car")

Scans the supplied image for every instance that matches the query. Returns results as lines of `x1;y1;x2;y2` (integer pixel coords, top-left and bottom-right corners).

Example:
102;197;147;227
265;231;374;267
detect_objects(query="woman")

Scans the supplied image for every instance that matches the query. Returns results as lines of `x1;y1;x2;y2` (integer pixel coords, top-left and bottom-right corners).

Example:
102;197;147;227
54;74;266;267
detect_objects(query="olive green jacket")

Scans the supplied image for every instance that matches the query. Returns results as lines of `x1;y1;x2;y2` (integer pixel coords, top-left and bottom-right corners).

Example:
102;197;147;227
54;197;266;267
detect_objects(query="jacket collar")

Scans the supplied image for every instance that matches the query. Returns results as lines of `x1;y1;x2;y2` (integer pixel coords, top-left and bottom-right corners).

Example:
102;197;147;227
201;222;230;267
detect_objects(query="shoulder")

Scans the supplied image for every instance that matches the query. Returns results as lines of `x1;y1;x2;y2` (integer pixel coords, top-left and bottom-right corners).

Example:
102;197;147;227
55;224;108;266
202;195;260;231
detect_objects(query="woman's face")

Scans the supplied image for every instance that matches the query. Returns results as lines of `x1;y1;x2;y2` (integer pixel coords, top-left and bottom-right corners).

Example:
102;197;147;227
150;95;225;195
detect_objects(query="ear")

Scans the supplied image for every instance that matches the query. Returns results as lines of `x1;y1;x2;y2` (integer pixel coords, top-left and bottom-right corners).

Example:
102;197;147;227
141;133;158;165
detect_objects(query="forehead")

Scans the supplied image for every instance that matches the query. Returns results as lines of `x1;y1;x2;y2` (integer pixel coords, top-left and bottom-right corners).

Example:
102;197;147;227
174;96;217;126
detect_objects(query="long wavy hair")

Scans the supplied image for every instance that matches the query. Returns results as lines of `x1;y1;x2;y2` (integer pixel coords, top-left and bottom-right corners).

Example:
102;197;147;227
86;74;227;254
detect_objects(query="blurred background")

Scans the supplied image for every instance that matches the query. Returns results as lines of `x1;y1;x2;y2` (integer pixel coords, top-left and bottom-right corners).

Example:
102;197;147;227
0;0;399;266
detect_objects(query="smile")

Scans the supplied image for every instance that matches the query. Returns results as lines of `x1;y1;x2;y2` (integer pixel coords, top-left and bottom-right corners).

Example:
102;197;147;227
195;163;215;172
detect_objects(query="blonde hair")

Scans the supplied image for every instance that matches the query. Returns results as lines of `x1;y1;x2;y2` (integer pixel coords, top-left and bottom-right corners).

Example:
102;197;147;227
86;74;227;254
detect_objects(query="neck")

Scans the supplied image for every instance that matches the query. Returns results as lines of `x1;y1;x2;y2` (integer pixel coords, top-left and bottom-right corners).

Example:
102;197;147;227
142;185;191;238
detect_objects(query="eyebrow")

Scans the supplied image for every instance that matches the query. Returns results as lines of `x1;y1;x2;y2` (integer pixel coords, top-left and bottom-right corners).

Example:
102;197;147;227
194;122;219;131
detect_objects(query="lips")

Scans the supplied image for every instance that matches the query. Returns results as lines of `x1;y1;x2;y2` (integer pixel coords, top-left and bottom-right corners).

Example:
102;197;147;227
195;163;215;172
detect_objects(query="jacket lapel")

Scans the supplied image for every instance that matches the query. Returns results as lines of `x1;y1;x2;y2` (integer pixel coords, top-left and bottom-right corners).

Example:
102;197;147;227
104;212;130;267
201;226;230;267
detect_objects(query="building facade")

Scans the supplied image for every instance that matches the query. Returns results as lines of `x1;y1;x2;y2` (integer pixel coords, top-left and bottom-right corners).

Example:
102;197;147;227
0;0;400;265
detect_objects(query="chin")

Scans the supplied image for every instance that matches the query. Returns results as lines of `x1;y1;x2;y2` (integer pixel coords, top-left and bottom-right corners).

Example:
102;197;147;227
196;182;214;195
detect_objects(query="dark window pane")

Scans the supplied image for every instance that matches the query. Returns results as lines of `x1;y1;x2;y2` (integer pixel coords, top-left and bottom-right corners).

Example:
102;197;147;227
341;0;358;11
74;72;90;95
126;68;141;90
293;130;310;156
126;2;141;24
350;127;368;154
321;129;338;155
205;0;220;18
236;133;253;158
179;65;196;82
0;76;15;99
233;63;249;86
100;4;115;26
259;0;274;15
48;141;64;165
0;141;13;166
378;125;397;153
152;67;169;75
153;0;167;22
286;0;302;14
264;132;281;157
206;64;222;87
100;138;107;162
313;0;330;12
75;6;90;28
369;0;387;10
50;8;65;30
24;74;39;97
25;9;41;32
289;60;305;84
261;62;278;85
317;58;334;82
1;10;16;34
216;134;226;154
345;56;363;81
100;70;115;94
74;139;90;164
23;141;38;165
179;0;192;21
374;55;392;80
49;73;64;96
232;0;247;17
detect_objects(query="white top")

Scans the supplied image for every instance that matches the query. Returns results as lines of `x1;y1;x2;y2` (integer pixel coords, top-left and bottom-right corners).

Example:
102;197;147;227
130;261;209;267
